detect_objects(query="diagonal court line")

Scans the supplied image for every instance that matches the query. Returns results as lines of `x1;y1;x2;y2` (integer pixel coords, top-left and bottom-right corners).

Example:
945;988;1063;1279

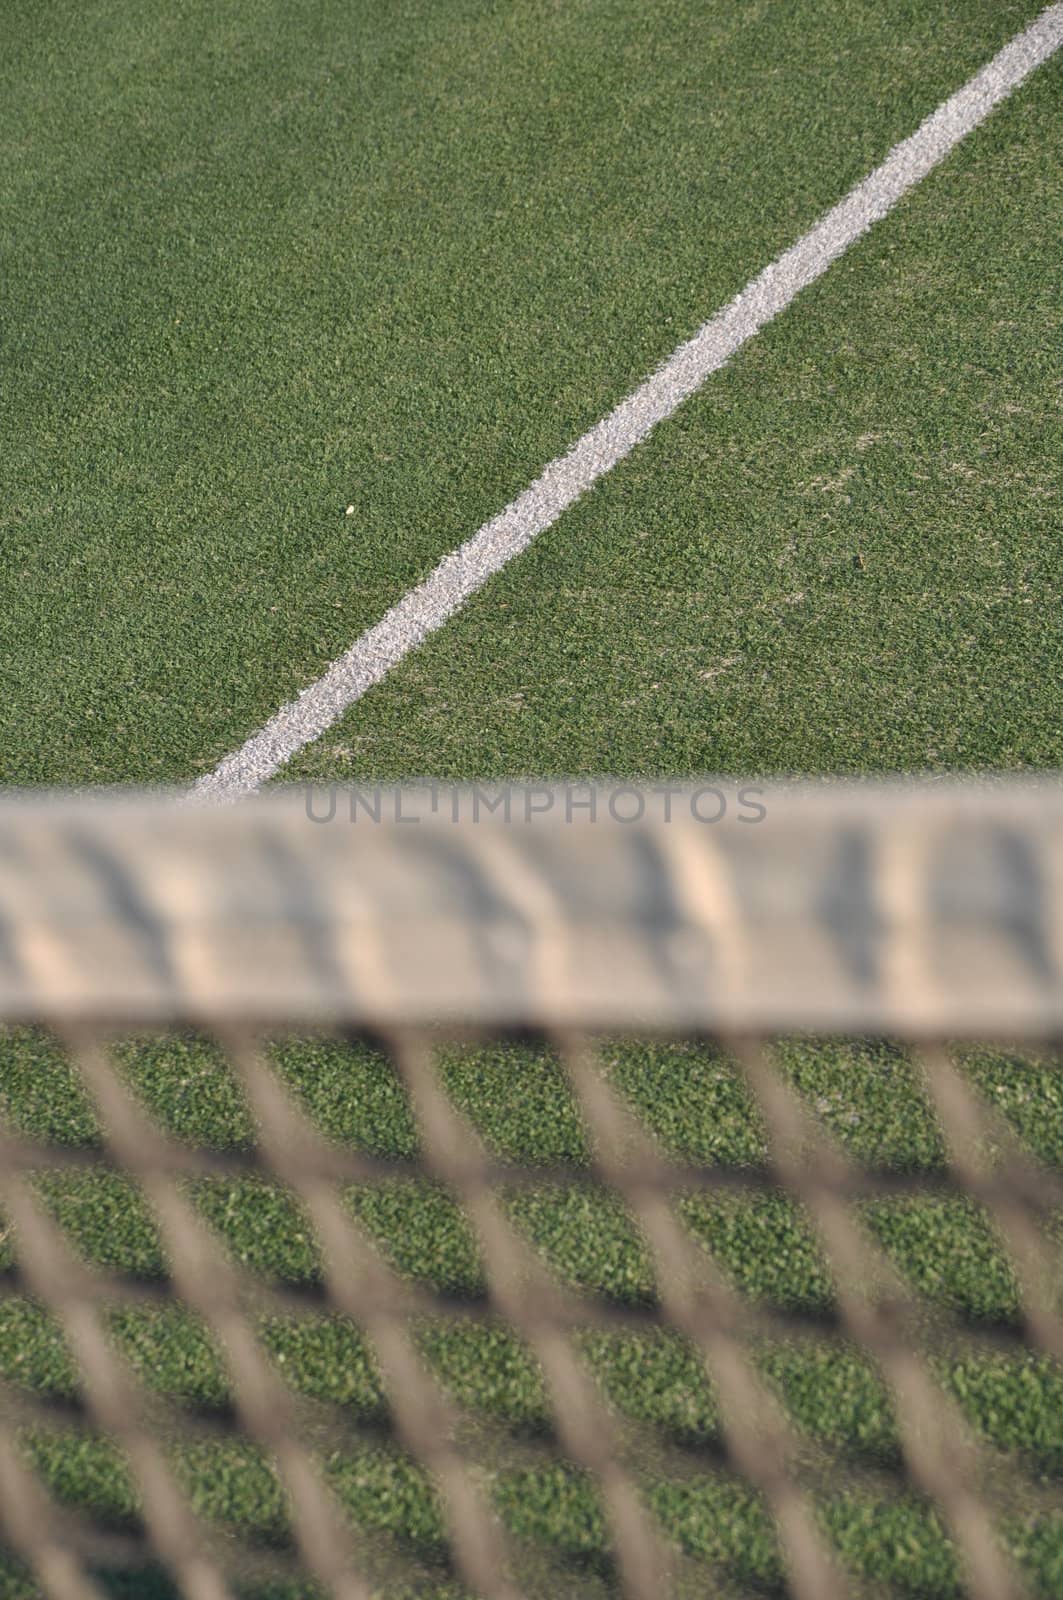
193;5;1063;801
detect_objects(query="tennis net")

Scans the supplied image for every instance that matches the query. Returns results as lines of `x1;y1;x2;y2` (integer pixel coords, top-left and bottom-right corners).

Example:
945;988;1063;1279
0;782;1060;1600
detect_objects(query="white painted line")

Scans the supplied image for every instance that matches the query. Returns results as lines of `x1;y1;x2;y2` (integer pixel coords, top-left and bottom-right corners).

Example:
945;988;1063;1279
192;5;1063;801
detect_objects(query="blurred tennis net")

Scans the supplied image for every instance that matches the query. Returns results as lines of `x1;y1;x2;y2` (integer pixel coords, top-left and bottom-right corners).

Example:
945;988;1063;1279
0;782;1060;1600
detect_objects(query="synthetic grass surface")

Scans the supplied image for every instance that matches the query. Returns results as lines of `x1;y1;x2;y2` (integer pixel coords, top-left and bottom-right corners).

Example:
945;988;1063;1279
0;1029;1061;1597
287;51;1063;784
0;0;1053;785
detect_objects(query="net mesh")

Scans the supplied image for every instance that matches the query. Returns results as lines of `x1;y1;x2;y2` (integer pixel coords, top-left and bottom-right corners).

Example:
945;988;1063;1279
0;784;1060;1600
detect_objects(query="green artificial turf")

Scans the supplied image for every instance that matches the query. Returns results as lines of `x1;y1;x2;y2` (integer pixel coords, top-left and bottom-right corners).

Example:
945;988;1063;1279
287;51;1062;784
0;0;1053;785
1;1028;1061;1597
